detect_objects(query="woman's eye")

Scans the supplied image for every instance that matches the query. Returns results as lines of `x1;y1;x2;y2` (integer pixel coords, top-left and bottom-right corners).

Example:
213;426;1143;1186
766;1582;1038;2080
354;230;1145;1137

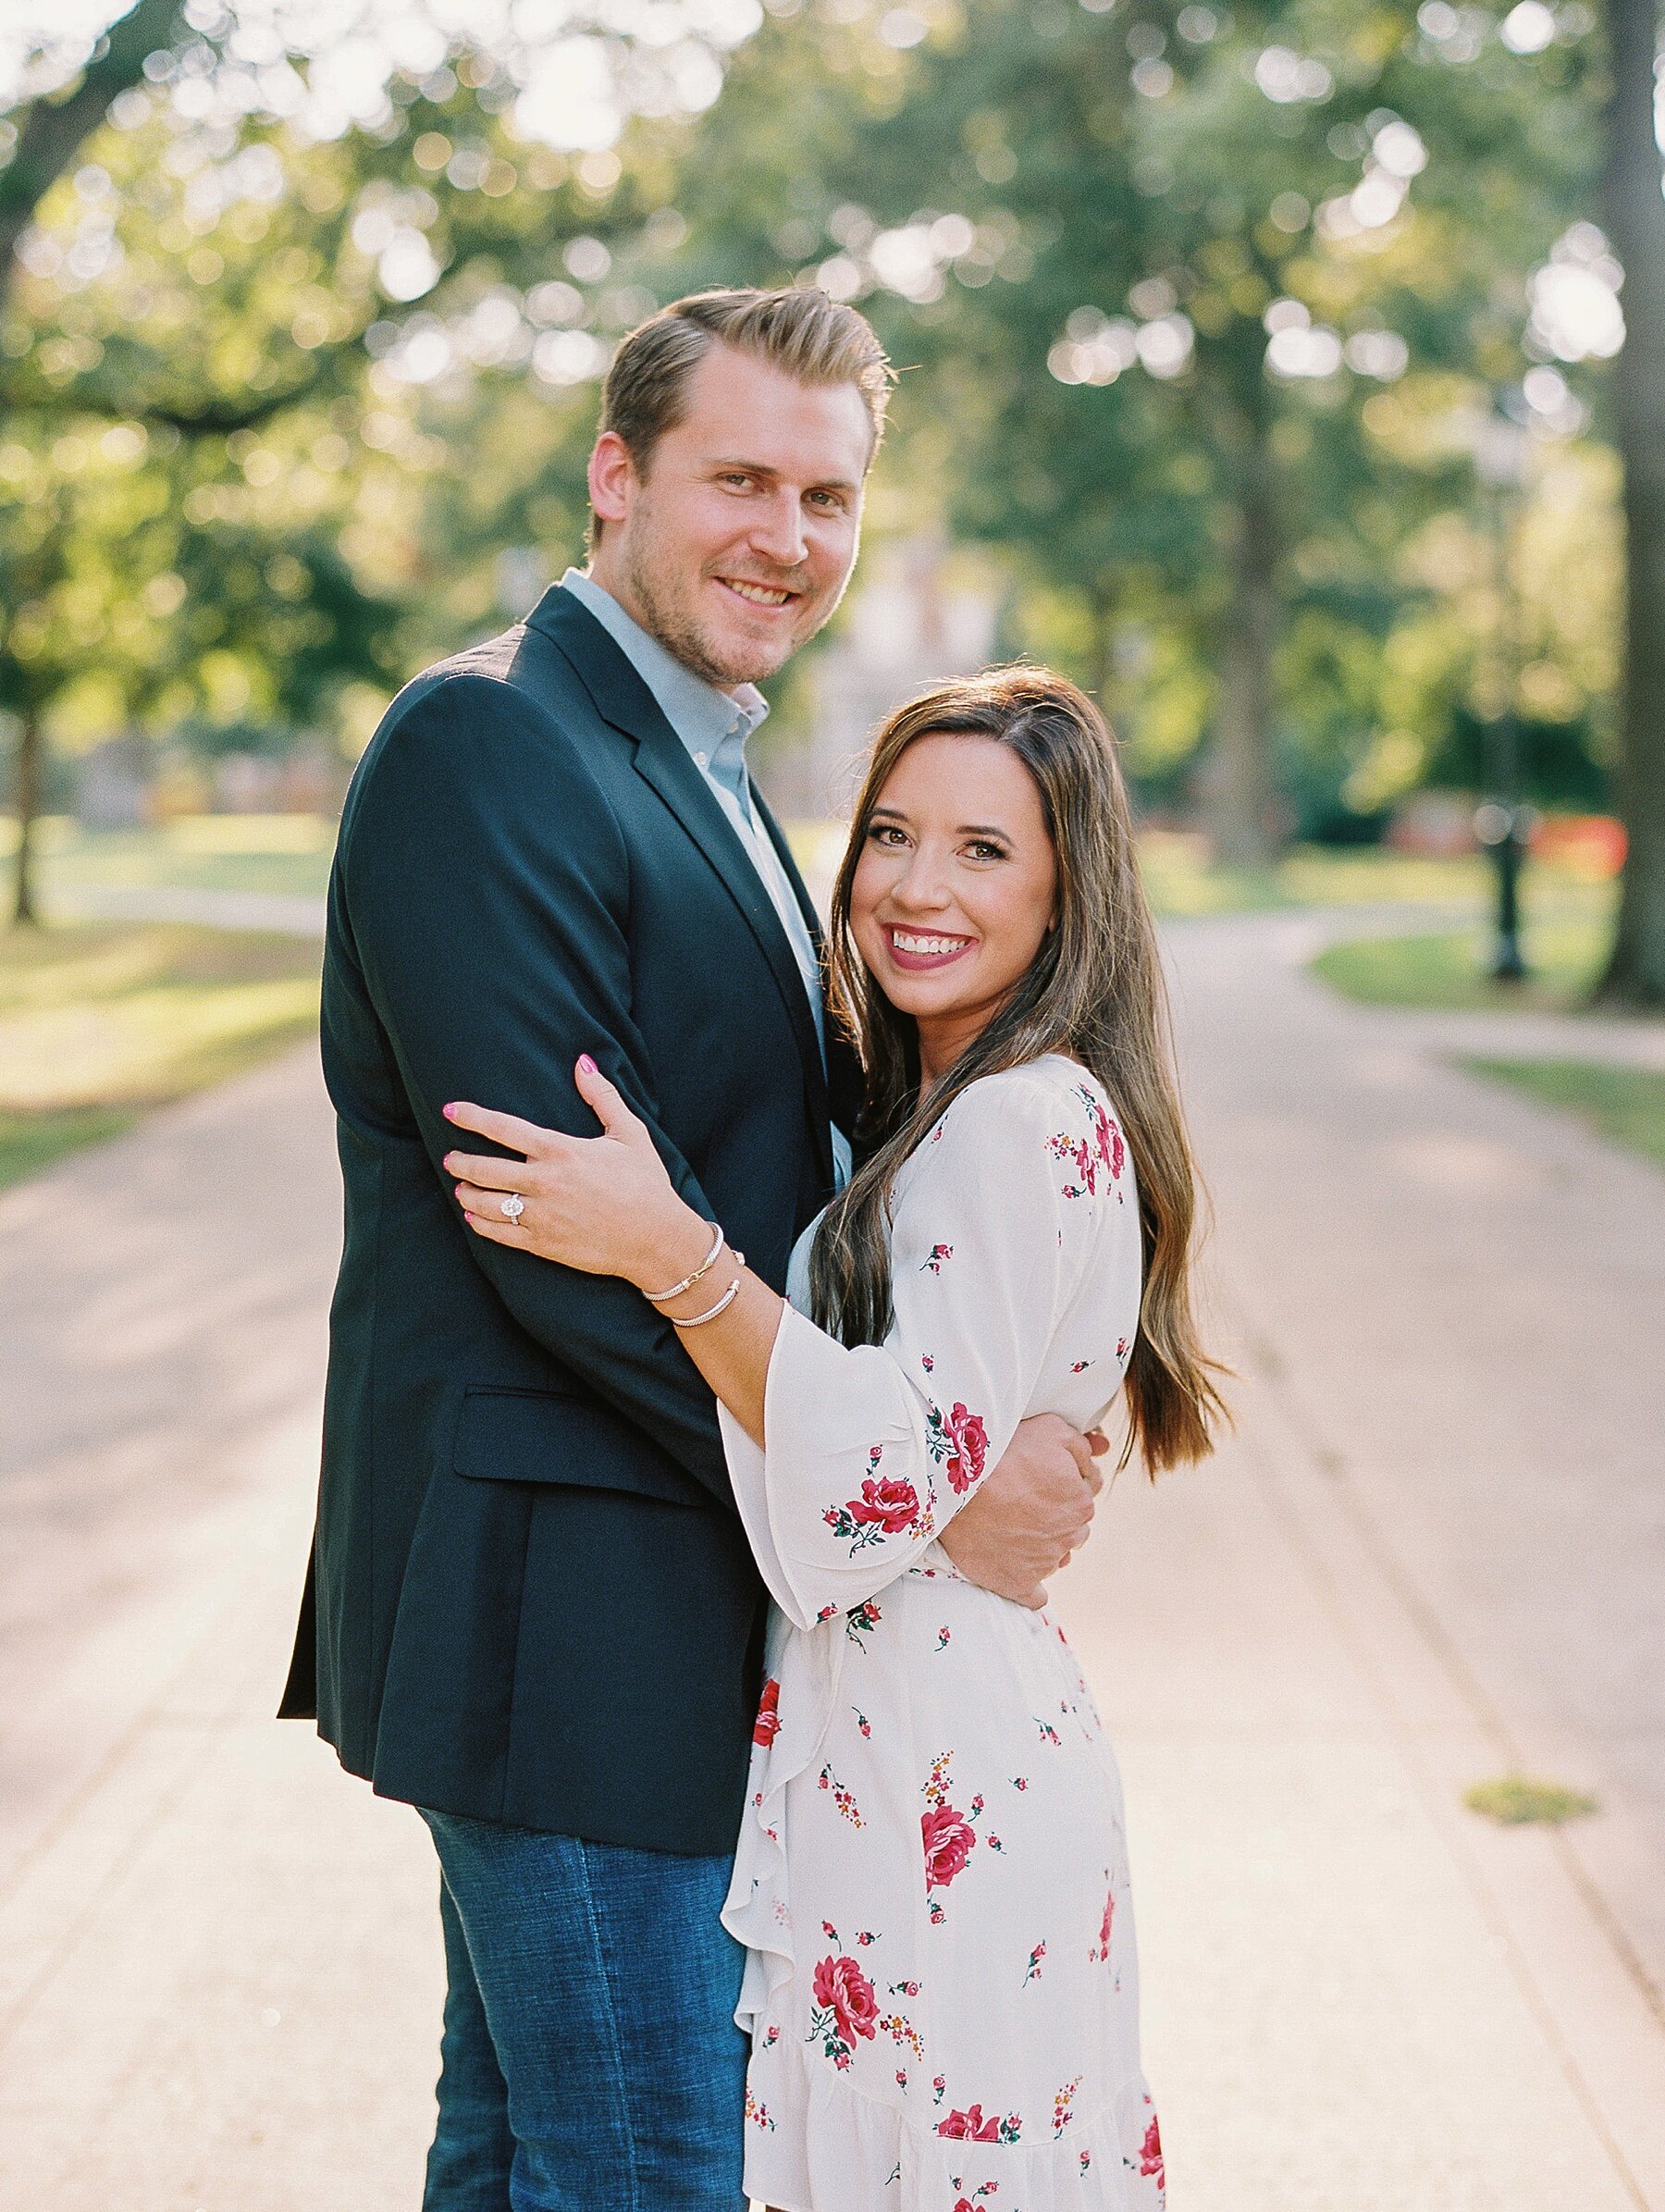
867;823;907;847
968;840;1008;862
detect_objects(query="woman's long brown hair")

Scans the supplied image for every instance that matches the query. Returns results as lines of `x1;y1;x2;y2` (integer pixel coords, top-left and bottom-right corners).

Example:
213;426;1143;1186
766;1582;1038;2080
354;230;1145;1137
808;665;1227;1476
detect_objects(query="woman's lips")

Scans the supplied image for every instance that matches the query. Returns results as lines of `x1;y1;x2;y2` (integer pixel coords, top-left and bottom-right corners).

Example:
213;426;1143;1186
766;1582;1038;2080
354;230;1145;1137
883;925;977;973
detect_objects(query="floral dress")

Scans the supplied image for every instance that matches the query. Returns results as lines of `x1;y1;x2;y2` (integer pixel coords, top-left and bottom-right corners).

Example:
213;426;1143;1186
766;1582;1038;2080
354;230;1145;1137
718;1055;1165;2212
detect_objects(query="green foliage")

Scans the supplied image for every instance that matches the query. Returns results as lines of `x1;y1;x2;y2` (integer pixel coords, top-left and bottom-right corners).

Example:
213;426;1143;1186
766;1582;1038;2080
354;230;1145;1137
0;0;1633;881
1311;900;1612;1007
1463;1772;1600;1824
0;918;321;1185
662;0;1610;842
1459;1057;1665;1171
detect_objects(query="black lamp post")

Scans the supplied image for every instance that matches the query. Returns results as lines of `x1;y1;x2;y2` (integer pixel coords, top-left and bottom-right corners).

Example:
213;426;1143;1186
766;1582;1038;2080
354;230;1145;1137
1472;403;1533;983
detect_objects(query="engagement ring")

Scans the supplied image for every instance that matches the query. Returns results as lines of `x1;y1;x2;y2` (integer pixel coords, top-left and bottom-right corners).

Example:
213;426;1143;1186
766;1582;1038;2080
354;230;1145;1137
500;1194;525;1222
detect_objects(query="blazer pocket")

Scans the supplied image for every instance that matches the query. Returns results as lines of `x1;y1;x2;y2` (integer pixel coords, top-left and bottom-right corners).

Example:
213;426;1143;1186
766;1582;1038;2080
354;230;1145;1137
450;1384;710;1511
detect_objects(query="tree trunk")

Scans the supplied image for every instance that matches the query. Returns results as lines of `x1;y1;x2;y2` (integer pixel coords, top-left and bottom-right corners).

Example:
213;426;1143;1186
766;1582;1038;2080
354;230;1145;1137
1594;0;1665;1005
1086;577;1119;733
1210;414;1280;868
10;710;42;929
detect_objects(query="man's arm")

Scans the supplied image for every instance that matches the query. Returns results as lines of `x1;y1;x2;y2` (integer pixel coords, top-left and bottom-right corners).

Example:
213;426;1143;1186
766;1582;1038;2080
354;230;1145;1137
339;673;734;1504
937;1417;1107;1608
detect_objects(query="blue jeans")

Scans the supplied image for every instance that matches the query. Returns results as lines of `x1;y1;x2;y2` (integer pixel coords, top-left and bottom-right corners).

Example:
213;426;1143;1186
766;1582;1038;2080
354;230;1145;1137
419;1808;749;2212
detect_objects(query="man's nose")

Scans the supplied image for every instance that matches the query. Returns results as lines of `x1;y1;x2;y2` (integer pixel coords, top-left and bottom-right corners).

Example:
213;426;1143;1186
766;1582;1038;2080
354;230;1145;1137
746;489;808;571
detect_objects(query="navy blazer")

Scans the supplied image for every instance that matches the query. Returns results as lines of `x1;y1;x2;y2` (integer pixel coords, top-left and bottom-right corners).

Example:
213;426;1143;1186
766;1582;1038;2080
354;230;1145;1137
280;587;862;1852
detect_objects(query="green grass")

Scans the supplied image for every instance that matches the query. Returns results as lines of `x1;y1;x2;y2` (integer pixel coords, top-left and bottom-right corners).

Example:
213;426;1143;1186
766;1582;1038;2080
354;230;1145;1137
1459;1057;1665;1173
1311;902;1614;1013
0;813;337;905
1133;831;1504;919
788;820;1585;921
1463;1773;1599;1826
0;921;321;1191
3;812;1607;926
0;1103;142;1188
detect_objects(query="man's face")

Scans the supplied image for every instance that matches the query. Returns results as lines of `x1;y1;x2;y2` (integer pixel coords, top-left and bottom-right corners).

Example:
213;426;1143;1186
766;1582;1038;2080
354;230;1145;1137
587;341;872;690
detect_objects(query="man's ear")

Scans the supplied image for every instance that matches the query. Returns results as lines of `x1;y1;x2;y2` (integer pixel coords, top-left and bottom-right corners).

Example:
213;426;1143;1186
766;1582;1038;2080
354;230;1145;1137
587;431;635;528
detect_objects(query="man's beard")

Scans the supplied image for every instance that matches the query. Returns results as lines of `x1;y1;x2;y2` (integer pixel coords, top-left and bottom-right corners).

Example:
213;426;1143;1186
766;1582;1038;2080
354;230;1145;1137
619;517;823;688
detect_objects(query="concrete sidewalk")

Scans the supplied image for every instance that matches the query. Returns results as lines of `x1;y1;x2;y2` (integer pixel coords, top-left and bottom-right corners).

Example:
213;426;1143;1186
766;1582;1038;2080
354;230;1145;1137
1061;909;1665;2206
0;1049;440;2209
2;917;1662;2208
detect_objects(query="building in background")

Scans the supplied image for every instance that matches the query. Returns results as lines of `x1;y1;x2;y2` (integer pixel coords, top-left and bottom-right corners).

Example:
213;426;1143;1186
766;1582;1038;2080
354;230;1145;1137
767;534;998;824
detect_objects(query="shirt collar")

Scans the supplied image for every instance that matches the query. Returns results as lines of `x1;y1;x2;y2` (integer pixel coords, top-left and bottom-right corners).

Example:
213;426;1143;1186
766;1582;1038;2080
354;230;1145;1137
559;569;769;772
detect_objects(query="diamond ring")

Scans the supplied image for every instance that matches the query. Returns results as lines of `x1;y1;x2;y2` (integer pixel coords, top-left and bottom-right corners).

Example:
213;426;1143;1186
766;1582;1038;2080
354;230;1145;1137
500;1193;525;1222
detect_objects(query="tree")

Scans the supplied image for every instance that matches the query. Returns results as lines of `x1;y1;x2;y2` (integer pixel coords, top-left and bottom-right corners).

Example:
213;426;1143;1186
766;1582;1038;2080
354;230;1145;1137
664;0;1599;859
1595;0;1665;1003
0;0;746;921
0;0;181;320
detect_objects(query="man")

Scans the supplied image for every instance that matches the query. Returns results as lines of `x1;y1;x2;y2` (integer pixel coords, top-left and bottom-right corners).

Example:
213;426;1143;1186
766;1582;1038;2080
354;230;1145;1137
281;287;1102;2210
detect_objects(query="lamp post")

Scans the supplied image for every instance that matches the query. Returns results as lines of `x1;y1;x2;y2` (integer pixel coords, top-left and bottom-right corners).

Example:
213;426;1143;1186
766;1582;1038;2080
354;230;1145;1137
1471;402;1533;982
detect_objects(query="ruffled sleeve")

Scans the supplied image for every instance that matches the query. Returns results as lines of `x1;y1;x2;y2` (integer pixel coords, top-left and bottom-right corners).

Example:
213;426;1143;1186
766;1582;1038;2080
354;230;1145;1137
718;1065;1131;1630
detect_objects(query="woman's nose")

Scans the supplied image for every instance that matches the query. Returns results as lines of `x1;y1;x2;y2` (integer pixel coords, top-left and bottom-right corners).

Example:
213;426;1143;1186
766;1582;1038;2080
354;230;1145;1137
892;854;953;910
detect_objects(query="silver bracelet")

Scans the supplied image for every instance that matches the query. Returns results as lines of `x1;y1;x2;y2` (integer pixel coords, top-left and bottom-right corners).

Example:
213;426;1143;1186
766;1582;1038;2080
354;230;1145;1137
643;1221;727;1305
671;1277;742;1329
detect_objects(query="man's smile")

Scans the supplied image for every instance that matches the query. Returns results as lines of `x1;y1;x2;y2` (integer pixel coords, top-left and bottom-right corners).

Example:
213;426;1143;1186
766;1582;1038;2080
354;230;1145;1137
713;575;802;612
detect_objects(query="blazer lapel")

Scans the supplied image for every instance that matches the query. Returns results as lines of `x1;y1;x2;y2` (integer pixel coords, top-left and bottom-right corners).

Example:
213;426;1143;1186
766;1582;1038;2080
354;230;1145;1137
753;789;865;1148
528;588;835;1181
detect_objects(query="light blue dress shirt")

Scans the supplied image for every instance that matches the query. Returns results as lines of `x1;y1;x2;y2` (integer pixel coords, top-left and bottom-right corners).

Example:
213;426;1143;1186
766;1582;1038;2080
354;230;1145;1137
559;570;851;1185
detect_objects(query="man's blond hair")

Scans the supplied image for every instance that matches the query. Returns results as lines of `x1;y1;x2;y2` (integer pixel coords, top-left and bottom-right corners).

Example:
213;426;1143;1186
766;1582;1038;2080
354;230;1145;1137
588;287;894;549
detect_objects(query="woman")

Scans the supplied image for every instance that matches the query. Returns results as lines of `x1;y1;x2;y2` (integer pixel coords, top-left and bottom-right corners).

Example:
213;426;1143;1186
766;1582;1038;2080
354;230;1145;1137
443;667;1225;2209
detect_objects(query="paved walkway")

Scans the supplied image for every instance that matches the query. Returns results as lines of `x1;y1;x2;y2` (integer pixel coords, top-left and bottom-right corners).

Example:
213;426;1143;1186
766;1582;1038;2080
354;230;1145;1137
55;884;328;935
1;914;1661;2208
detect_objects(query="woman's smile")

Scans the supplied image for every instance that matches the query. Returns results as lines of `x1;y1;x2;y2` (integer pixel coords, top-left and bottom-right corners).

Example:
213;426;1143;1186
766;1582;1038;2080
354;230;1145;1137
881;924;979;972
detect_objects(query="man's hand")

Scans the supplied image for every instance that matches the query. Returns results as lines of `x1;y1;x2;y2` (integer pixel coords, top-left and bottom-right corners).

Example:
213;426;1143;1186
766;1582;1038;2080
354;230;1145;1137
937;1415;1108;1610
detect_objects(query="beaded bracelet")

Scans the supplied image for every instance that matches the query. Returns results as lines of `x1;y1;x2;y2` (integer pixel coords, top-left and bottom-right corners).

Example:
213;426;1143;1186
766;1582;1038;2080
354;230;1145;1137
671;1277;742;1328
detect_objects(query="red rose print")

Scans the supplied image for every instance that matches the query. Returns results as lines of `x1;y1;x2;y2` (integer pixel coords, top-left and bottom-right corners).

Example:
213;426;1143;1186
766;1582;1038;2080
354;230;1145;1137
811;1952;879;2047
937;2104;1001;2142
849;1475;920;1532
921;1803;977;1890
942;1403;988;1493
1140;2111;1165;2183
753;1676;781;1748
1100;1107;1126;1181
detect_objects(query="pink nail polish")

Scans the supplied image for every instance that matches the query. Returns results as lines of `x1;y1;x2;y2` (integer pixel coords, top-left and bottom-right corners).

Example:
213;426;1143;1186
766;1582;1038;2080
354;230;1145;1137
443;1103;457;1120
577;1054;597;1075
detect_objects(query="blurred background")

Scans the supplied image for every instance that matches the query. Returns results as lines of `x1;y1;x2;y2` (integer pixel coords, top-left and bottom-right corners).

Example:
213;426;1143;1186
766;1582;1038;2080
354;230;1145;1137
2;4;1663;2207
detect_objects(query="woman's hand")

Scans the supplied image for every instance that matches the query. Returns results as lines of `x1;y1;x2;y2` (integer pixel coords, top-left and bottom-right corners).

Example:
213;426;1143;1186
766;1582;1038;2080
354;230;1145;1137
442;1055;710;1291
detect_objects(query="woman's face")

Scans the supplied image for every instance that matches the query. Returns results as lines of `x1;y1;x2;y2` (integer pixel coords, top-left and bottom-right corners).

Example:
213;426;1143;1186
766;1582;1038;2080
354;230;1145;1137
850;730;1059;1066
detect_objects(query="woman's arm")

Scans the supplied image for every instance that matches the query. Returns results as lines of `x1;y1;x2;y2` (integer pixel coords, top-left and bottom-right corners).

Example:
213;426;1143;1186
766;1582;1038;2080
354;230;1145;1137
447;1057;1125;1630
444;1057;783;1444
